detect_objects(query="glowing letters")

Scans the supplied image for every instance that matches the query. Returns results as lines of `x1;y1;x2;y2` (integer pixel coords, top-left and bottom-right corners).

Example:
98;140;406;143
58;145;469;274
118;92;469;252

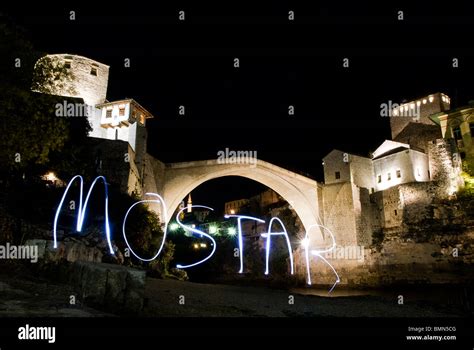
224;214;265;273
302;224;340;293
122;193;168;261
53;175;340;292
261;217;294;275
175;205;217;269
53;175;114;254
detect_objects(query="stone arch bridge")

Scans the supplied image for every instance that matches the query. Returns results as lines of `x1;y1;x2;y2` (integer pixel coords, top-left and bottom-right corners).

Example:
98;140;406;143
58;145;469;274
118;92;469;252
144;158;324;240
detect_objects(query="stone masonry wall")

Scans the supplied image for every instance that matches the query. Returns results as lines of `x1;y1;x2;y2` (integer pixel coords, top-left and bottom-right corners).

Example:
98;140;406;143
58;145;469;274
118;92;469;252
428;138;464;194
40;54;109;106
322;182;358;246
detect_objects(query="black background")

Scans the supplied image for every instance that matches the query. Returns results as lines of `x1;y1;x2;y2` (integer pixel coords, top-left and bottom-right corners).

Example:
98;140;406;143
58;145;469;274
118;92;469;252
5;2;474;207
2;1;474;343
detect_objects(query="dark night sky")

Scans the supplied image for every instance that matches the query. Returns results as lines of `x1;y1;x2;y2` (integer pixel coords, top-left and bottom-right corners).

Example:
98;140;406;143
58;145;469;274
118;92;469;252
5;2;474;209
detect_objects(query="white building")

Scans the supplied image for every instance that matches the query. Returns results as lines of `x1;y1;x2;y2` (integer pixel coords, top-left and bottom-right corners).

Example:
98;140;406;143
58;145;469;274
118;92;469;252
95;99;153;152
372;140;430;192
34;54;153;155
33;53;155;197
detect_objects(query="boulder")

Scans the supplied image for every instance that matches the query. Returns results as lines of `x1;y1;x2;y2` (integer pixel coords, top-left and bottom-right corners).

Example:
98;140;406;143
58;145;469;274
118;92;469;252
70;261;145;313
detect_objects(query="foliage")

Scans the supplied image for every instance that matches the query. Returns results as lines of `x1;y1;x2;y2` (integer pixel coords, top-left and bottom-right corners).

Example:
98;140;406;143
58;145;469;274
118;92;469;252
31;55;77;96
456;171;474;219
107;191;165;263
148;240;176;278
0;17;91;181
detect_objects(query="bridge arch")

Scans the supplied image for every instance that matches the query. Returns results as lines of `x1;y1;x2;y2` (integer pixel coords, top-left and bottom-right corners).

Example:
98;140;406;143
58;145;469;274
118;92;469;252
160;159;325;243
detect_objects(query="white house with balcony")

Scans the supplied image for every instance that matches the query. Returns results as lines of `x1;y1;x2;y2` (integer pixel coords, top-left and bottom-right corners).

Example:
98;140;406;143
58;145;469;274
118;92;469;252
94;99;153;152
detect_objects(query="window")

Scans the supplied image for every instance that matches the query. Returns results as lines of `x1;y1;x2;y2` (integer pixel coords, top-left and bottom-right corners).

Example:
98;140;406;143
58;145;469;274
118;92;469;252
470;123;474;136
64;60;71;69
396;169;401;178
377;175;382;183
394;210;398;216
119;107;125;116
453;126;462;140
106;109;112;118
90;67;97;76
417;168;421;177
140;114;145;125
335;171;340;180
387;172;391;181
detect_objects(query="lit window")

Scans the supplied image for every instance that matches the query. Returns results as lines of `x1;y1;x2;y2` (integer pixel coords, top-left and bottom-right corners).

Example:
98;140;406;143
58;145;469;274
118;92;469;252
106;109;112;118
90;67;97;76
396;169;401;178
119;107;125;116
335;171;341;180
422;99;427;104
140;114;145;125
387;172;391;181
416;101;421;106
393;109;398;116
377;175;382;183
429;96;434;103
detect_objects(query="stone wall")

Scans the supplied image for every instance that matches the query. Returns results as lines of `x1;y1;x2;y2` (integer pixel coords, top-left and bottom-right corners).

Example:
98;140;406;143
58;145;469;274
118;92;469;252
88;138;141;196
38;54;109;106
394;123;442;152
323;150;351;184
293;228;474;287
428;138;464;194
349;155;375;190
25;238;103;264
352;185;373;246
322;182;357;246
372;186;403;230
142;154;166;217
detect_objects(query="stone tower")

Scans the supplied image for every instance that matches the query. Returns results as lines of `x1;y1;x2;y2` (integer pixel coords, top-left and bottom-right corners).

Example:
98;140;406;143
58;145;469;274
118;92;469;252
390;93;450;141
34;53;109;106
33;54;154;197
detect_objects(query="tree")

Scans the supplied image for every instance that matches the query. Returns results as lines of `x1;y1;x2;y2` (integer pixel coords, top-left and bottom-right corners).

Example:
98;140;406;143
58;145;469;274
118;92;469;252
0;16;91;182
